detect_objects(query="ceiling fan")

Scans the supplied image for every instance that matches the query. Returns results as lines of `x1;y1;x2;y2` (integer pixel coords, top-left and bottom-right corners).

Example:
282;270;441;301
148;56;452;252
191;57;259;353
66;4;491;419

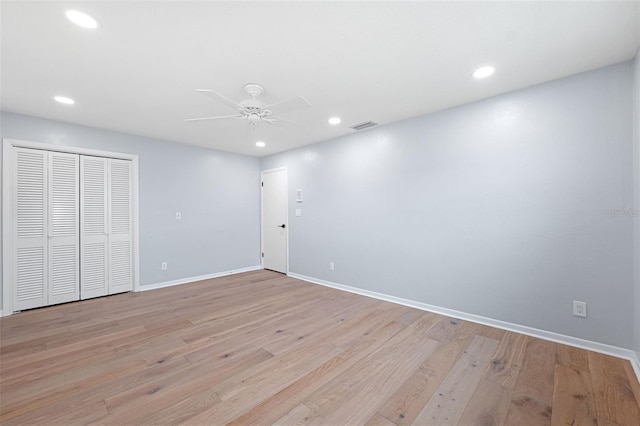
185;83;311;131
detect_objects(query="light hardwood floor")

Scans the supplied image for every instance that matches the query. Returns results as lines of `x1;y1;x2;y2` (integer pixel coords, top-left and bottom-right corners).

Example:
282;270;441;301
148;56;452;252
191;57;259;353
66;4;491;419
1;270;639;425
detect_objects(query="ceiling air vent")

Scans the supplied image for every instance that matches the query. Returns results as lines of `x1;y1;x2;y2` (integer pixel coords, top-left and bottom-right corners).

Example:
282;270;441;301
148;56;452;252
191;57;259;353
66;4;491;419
350;121;378;131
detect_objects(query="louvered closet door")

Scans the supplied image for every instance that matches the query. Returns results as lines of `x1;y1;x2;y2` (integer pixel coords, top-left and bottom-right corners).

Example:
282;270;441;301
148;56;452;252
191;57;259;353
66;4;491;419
80;156;109;299
13;148;48;310
108;159;133;294
48;152;80;305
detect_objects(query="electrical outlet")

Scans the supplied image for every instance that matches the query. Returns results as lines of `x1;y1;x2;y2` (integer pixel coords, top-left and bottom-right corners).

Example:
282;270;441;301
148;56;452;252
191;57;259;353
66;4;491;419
161;262;167;270
329;262;334;271
573;301;587;317
176;212;181;220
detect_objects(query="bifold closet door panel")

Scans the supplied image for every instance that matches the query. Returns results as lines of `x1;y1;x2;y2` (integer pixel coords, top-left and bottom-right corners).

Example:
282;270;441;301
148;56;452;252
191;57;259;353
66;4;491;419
13;148;80;310
13;148;48;310
48;151;80;305
80;156;109;300
80;156;133;298
108;159;133;294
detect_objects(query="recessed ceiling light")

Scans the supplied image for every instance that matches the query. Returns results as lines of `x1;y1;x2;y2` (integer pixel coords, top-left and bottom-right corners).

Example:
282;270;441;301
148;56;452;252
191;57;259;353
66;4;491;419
256;141;266;148
328;117;341;125
472;66;495;79
54;96;75;105
65;10;99;29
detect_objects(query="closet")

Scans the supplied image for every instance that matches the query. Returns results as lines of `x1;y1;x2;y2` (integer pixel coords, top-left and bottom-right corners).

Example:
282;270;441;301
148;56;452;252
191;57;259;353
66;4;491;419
9;145;134;312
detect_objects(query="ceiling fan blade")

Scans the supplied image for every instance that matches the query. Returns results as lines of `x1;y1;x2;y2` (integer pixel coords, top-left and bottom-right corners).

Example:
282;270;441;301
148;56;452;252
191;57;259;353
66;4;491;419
265;96;311;116
196;89;243;112
184;114;244;122
269;116;304;128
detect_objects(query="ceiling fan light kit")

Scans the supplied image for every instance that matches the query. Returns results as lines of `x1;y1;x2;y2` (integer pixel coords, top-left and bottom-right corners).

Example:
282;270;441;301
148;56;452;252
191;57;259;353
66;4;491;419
186;83;310;132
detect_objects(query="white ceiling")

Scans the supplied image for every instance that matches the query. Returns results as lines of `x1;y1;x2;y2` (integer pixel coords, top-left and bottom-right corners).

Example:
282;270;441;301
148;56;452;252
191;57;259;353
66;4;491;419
2;1;639;157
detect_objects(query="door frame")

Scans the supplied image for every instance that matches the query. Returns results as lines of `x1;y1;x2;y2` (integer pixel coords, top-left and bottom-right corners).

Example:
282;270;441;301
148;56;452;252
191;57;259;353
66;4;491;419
260;166;289;274
2;138;140;316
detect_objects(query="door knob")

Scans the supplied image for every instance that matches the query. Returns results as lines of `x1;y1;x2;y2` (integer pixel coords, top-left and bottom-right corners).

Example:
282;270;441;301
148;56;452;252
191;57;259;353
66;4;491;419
277;224;286;229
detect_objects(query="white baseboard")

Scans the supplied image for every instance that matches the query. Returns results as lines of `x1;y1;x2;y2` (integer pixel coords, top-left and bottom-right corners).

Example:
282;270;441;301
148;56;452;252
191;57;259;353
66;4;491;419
141;265;262;292
288;272;640;384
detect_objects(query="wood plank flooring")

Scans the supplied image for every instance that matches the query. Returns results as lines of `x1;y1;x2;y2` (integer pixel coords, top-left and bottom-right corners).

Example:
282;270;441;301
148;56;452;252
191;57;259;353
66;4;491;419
1;270;639;425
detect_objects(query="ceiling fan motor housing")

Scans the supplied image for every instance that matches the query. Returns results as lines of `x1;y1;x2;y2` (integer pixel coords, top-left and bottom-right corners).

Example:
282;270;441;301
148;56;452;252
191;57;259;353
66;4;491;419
239;100;266;109
244;83;264;98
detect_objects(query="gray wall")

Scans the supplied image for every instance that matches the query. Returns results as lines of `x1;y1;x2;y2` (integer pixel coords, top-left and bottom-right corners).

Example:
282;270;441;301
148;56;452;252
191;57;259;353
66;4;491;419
634;49;640;358
262;61;635;349
1;112;261;307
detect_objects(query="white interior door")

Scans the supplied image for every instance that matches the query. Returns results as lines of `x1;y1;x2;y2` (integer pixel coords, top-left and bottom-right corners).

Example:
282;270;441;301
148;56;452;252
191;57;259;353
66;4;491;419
261;168;288;273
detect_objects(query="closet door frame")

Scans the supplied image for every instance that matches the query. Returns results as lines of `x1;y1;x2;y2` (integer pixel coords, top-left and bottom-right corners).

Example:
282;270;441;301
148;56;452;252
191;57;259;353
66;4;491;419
2;138;140;316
